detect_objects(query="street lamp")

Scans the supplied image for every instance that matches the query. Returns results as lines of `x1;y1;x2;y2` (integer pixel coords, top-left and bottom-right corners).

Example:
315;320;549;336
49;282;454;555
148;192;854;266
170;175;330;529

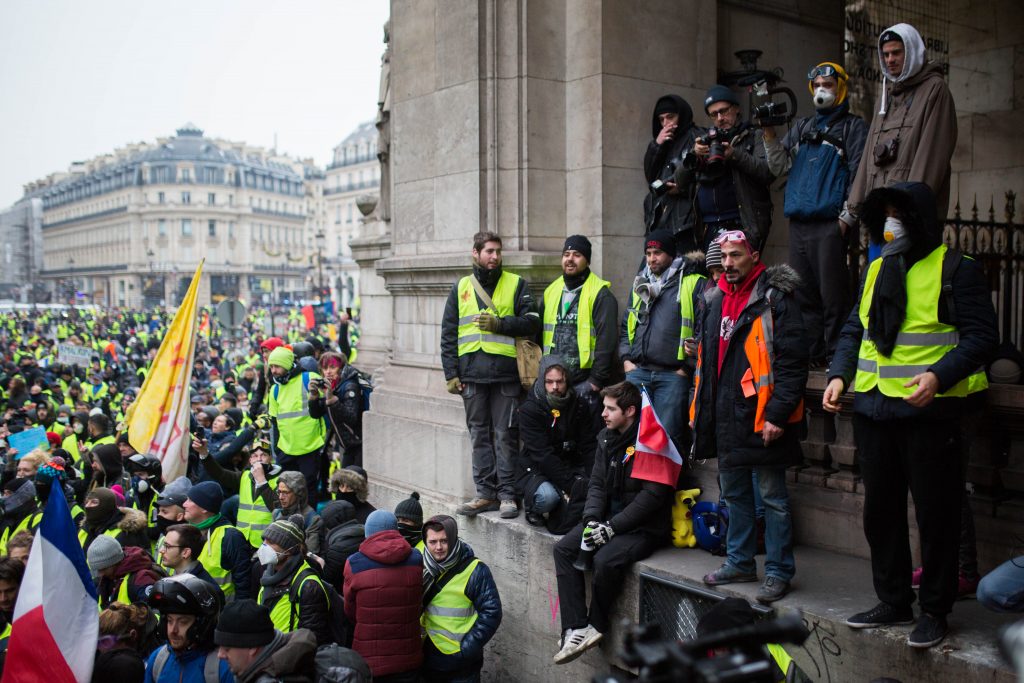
315;229;326;303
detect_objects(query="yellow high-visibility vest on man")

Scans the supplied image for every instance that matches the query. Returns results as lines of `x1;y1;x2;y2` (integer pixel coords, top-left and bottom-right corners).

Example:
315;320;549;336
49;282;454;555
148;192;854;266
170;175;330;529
824;183;998;648
236;469;280;548
266;346;326;500
440;232;541;518
539;236;619;394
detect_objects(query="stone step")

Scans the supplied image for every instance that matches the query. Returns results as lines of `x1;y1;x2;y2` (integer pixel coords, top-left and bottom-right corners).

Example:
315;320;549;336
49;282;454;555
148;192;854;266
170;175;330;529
369;480;1017;683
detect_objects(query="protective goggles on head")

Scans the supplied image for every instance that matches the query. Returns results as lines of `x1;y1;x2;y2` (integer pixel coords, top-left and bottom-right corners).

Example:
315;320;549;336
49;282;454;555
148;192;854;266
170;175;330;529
713;230;749;246
807;64;847;81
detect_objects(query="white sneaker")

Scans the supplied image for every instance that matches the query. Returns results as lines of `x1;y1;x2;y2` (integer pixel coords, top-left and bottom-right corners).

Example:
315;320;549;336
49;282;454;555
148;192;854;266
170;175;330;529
552;624;603;664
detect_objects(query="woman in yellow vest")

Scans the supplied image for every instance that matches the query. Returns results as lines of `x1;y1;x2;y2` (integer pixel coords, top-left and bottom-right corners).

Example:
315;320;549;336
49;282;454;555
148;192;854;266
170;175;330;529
255;516;332;646
824;183;997;649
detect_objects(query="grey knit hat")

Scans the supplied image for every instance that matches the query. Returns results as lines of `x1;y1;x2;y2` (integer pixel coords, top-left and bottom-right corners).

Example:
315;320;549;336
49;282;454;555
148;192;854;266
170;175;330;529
87;535;124;573
262;514;305;552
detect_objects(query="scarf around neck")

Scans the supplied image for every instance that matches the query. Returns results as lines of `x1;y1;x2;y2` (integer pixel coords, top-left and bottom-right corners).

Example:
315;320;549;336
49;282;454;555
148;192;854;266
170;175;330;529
632;256;683;308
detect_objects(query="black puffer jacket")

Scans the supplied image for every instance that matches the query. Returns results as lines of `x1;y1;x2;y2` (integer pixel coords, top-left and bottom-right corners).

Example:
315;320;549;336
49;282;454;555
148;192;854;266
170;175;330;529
691;264;808;469
320;364;364;451
440;265;540;384
583;421;674;539
319;500;365;592
516;358;600;494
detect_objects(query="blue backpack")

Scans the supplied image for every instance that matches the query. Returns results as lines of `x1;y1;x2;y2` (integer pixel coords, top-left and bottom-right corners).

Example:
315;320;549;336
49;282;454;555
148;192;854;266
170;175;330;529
783;117;854;221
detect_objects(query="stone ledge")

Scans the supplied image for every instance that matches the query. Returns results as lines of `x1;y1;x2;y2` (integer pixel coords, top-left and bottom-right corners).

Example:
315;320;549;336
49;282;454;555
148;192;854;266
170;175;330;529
366;480;1016;683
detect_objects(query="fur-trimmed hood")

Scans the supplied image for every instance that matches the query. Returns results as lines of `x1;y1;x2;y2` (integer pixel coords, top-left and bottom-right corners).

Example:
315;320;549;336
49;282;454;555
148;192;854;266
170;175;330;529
116;506;148;533
764;263;802;295
329;468;368;502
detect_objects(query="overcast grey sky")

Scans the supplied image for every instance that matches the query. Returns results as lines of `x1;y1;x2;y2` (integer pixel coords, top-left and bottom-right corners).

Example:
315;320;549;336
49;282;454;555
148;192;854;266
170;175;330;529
0;1;390;208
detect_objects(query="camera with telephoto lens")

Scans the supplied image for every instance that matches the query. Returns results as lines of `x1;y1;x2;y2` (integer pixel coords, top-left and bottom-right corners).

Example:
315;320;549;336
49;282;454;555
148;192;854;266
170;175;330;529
701;127;736;174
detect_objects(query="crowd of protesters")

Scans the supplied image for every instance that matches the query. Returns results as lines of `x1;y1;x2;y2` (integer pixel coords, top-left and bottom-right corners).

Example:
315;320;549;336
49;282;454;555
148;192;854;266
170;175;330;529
0;20;1020;683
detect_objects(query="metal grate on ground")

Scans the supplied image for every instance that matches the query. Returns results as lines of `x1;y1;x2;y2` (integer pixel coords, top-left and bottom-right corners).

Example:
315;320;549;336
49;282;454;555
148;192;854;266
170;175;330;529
638;573;772;642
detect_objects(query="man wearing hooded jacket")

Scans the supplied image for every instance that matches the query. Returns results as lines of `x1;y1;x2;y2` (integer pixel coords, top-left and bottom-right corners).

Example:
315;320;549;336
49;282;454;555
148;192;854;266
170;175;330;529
440;231;540;519
763;61;868;364
644;94;700;251
516;357;600;529
825;183;997;648
842;23;958;234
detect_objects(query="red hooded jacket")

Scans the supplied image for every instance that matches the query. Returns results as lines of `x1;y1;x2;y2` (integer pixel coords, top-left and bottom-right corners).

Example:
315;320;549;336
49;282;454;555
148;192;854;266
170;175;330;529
343;529;423;677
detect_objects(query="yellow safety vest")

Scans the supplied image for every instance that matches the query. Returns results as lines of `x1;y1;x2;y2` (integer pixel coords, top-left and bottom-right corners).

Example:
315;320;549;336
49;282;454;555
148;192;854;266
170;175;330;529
79;526;123;550
268;373;326;456
85;434;116;451
0;620;10;653
0;511;43;555
85;382;109;401
456;273;520;358
422;559;480;655
626;272;705;360
855;245;988;398
62;433;83;466
541;272;611;370
198;524;239;599
258;563;327;633
236;470;279;548
766;643;795;682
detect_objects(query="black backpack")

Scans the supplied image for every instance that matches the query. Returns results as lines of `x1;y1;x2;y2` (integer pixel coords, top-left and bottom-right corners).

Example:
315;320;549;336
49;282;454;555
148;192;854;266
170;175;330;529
313;643;372;683
289;566;351;647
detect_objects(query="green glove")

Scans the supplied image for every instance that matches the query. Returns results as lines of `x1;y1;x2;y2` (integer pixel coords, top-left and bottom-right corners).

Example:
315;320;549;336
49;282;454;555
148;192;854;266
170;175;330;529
446;377;464;394
476;313;501;333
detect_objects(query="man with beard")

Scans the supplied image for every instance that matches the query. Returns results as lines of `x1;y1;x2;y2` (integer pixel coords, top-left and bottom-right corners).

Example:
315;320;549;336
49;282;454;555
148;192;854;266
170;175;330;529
552;381;673;665
620;230;706;453
516;358;600;530
644;94;701;251
441;231;540;519
538;236;618;417
421;515;502;683
146;575;234;683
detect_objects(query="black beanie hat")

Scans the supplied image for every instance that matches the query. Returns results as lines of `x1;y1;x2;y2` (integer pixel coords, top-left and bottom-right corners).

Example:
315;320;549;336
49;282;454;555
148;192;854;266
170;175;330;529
214;599;275;648
644;229;677;258
562;235;592;263
394;492;423;526
703;84;740;113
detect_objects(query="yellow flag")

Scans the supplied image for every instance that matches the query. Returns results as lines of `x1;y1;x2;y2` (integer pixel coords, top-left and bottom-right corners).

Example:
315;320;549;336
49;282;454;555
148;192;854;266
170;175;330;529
125;261;204;482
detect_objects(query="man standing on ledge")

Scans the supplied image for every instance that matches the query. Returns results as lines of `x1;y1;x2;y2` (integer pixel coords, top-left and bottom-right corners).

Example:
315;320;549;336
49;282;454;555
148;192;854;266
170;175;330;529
441;231;540;519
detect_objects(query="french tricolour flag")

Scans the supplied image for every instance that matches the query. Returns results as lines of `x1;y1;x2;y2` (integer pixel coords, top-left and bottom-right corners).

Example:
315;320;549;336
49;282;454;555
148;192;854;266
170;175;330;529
631;389;683;487
2;490;98;683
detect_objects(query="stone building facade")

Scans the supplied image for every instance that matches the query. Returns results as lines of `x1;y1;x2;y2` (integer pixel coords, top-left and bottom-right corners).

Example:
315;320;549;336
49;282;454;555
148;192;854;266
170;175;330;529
25;124;315;308
324;121;381;310
0;198;43;302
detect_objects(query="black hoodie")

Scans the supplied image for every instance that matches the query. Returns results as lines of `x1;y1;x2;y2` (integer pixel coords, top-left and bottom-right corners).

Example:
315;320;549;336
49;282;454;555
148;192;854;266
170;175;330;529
829;182;999;420
643;94;699;239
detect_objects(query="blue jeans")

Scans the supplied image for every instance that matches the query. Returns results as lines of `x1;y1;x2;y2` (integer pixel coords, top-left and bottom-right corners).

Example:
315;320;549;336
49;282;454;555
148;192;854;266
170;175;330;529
625;367;689;452
977;558;1024;613
529;481;561;514
719;466;795;581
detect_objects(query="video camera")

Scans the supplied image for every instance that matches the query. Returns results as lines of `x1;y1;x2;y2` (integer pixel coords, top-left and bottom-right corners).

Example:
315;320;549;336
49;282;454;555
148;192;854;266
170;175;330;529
751;83;798;128
594;611;809;683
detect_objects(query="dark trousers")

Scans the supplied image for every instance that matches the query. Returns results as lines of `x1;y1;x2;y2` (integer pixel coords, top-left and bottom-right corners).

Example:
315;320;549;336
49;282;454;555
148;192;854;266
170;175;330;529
462;381;520;500
277;448;322;503
788;218;851;361
553;523;661;633
854;415;962;616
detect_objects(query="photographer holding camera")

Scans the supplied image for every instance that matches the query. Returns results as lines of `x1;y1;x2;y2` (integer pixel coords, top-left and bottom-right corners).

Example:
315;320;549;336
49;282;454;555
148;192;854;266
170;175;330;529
644;94;701;252
842;23;957;236
762;62;868;365
675;85;775;251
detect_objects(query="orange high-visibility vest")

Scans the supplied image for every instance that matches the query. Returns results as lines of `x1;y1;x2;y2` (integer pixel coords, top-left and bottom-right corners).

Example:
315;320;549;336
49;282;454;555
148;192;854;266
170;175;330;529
690;303;803;432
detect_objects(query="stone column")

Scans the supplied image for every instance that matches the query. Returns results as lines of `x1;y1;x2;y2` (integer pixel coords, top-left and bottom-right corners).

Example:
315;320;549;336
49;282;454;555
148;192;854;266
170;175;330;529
349;194;393;374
